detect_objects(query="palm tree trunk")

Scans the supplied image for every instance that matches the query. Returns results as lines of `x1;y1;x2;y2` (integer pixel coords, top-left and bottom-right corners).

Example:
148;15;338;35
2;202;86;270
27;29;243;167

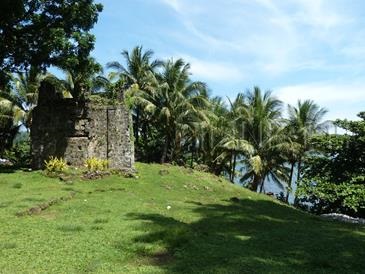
161;136;170;163
0;71;8;91
229;151;233;182
250;174;261;192
286;162;295;203
190;140;194;168
134;108;140;147
294;159;302;206
142;120;147;144
231;151;237;183
259;177;265;193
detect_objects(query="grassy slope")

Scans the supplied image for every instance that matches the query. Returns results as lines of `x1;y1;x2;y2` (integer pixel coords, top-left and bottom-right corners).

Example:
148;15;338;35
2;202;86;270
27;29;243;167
0;163;364;274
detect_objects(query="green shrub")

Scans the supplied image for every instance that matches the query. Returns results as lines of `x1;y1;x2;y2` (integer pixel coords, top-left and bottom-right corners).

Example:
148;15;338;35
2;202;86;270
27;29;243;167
297;177;365;217
84;157;109;172
44;157;68;173
3;136;31;167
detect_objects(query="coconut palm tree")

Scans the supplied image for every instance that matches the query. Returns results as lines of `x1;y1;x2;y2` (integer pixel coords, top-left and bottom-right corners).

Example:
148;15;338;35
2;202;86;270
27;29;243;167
219;135;253;183
0;95;24;155
279;139;302;202
9;67;45;129
215;93;253;182
198;96;230;175
238;87;287;192
0;67;52;153
286;100;327;203
154;58;209;163
107;46;163;150
10;67;78;128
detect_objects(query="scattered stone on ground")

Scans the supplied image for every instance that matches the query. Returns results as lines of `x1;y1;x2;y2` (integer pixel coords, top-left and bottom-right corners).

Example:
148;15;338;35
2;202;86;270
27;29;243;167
204;186;213;192
0;158;13;166
16;191;76;217
182;184;199;190
82;171;110;180
159;169;169;176
320;213;365;225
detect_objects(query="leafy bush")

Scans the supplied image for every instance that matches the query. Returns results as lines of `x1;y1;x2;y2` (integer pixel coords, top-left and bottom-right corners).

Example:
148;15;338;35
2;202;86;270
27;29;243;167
297;178;365;217
3;135;31;167
84;157;109;172
44;157;68;173
298;113;365;217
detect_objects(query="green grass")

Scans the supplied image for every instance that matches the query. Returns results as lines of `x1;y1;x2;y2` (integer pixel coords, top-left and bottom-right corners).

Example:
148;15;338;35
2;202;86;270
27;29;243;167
0;163;364;274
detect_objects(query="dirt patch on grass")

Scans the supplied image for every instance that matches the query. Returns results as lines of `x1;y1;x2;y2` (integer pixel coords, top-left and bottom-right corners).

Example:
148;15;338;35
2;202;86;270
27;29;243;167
148;251;175;266
15;191;76;217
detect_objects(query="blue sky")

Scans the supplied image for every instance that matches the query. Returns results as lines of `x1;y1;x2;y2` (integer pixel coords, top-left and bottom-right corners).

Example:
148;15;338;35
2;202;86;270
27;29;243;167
91;0;365;121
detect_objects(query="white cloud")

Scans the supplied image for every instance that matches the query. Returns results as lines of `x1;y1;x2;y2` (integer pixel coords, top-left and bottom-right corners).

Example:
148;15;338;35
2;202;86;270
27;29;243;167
276;82;365;104
275;81;365;120
157;0;365;120
159;0;357;76
180;54;244;82
160;0;182;13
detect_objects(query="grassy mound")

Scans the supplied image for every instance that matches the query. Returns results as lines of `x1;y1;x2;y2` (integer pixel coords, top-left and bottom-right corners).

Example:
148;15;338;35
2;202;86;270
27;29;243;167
0;163;364;273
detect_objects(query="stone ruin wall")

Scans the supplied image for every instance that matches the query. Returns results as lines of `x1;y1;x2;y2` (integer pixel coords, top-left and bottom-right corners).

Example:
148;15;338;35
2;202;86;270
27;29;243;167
31;83;134;170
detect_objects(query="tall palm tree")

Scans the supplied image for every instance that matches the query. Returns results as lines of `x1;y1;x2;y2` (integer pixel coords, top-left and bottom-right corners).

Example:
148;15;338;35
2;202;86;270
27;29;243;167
107;46;163;150
286;100;327;203
0;67;57;153
10;67;44;129
238;87;287;192
219;136;253;183
279;139;302;202
199;96;230;175
154;58;209;163
0;96;24;155
217;93;253;182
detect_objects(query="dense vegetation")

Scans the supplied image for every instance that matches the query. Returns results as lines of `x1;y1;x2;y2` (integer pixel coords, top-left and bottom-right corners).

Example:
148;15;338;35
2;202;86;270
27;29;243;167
298;113;365;217
0;163;364;273
0;0;364;217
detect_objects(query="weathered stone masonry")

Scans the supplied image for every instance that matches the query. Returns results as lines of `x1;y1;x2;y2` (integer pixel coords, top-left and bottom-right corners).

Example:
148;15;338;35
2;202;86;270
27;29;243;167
31;83;134;170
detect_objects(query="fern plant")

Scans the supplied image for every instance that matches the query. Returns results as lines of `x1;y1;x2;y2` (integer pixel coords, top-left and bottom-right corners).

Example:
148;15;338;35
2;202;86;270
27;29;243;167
44;157;68;173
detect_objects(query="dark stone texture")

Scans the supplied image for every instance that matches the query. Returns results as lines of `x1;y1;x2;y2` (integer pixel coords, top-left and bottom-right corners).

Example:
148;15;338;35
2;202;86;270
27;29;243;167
31;84;134;170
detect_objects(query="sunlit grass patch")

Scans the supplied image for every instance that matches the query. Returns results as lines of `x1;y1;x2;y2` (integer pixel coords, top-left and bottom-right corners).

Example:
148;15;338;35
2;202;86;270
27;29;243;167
0;242;17;250
0;163;363;273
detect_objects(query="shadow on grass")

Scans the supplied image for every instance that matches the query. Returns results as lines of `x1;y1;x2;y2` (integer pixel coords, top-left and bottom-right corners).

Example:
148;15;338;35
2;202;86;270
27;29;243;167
127;198;365;274
0;166;17;173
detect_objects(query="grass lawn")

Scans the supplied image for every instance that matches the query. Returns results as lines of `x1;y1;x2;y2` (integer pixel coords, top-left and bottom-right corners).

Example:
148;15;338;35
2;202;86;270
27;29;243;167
0;163;364;274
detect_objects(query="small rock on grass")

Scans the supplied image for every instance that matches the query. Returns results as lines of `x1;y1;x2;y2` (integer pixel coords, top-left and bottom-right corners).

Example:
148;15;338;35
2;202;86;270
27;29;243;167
159;169;169;176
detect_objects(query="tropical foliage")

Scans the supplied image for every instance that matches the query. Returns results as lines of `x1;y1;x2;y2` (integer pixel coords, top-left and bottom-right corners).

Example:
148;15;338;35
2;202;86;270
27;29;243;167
0;0;103;89
0;4;362;216
297;112;365;217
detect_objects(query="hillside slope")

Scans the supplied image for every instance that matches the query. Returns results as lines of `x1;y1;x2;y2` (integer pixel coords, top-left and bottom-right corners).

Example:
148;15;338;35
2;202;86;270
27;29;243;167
0;163;364;274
